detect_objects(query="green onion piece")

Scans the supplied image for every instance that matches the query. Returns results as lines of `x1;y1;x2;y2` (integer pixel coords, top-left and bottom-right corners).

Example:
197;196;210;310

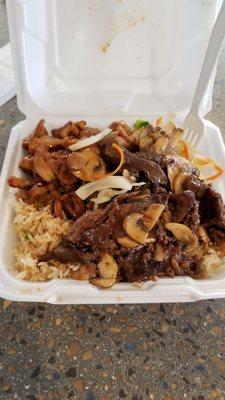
133;119;149;129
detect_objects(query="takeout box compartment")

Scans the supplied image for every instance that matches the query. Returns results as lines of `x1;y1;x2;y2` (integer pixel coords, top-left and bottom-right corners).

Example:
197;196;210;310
1;118;225;304
1;0;225;303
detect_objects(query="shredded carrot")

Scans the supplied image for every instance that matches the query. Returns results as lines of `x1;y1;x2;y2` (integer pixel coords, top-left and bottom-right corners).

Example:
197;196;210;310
178;140;189;160
193;156;211;167
155;116;163;126
193;156;224;182
95;143;125;180
206;162;224;182
107;143;125;176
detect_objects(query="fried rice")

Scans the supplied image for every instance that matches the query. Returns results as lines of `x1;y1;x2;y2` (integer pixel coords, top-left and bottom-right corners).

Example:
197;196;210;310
13;199;77;281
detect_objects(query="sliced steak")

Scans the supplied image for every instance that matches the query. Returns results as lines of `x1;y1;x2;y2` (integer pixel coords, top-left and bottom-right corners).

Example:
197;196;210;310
66;209;105;244
169;190;200;229
200;186;225;228
124;148;168;185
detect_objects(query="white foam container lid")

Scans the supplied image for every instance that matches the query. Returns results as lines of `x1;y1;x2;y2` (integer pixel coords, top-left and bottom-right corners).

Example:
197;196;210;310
1;0;225;303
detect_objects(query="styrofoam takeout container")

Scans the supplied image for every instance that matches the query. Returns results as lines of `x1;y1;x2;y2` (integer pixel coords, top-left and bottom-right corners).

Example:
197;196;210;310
0;0;225;304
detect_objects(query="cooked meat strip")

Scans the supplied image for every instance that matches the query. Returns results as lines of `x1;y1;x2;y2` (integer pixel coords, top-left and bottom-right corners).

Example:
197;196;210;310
28;136;74;155
52;121;79;138
28;184;48;203
53;199;63;218
184;175;225;228
33;146;56;182
35;119;48;138
19;156;34;173
199;186;225;228
124;148;168;185
80;127;100;138
122;247;166;282
8;176;34;189
45;192;169;264
60;192;86;219
169;191;200;229
66;209;106;244
47;151;78;188
207;226;225;245
40;241;83;263
184;175;207;198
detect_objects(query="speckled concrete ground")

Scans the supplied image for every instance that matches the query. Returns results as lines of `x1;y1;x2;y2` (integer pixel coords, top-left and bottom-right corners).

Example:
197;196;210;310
1;2;225;400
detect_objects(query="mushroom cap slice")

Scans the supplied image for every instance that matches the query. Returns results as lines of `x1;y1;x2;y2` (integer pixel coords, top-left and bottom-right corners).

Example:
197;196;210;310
68;146;106;182
90;277;116;288
123;213;149;244
165;222;198;252
98;253;118;279
172;172;189;193
153;136;169;154
143;204;165;230
116;236;140;248
70;264;96;280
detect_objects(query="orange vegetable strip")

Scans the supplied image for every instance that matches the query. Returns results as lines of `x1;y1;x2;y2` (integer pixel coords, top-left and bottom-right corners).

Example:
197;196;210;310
107;143;125;176
95;143;125;180
178;140;189;160
206;162;224;182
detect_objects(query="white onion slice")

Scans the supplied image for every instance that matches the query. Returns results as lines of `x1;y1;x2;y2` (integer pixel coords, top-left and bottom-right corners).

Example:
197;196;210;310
76;176;132;200
69;128;112;151
92;188;128;204
132;182;146;187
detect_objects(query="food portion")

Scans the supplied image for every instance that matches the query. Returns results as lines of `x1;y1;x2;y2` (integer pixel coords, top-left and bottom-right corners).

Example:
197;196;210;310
8;118;225;286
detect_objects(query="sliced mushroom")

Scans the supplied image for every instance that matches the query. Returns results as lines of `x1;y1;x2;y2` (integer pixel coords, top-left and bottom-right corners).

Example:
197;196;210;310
172;172;189;193
71;264;96;280
170;257;180;274
167;157;195;192
170;128;183;144
143;204;165;230
67;146;106;182
167;164;180;191
130;128;153;150
90;277;116;288
116;236;140;248
162;121;176;136
67;152;86;172
154;243;164;261
151;131;162;141
98;253;118;279
123;213;149;244
165;223;198;252
153;136;169;154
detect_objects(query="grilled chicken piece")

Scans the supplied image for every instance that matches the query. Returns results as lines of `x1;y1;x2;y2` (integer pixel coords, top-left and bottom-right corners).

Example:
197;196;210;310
35;119;48;138
47;151;78;188
28;184;48;203
19;156;34;173
52;121;79;139
8;176;34;189
60;192;86;219
33;147;55;182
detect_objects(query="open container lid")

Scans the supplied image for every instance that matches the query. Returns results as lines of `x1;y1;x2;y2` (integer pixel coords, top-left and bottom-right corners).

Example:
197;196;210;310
6;0;222;119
